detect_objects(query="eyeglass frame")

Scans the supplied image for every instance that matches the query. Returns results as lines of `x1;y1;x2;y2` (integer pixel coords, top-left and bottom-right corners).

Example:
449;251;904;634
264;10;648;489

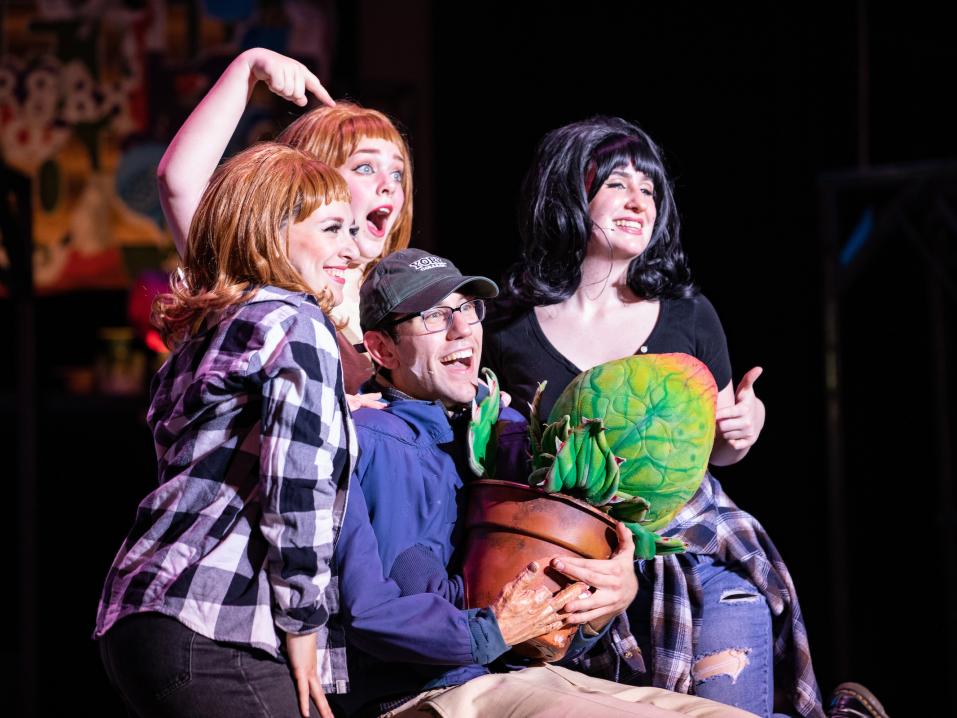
386;298;487;335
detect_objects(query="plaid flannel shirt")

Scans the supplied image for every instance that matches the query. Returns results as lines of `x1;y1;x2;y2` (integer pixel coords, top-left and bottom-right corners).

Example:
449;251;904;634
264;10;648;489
95;286;356;691
568;473;825;718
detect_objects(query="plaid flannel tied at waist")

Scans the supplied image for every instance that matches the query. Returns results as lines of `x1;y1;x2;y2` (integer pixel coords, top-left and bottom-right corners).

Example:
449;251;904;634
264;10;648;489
568;473;824;718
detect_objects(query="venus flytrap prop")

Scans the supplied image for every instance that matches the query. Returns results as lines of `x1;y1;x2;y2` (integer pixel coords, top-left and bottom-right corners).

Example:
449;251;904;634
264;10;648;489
531;418;621;504
530;398;684;559
468;355;718;560
547;353;718;558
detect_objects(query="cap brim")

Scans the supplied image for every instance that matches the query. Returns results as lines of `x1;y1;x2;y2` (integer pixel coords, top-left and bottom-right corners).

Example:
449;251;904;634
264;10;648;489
392;275;499;314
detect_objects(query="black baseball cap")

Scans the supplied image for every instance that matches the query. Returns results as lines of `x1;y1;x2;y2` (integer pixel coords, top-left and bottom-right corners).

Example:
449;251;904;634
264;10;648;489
359;249;499;332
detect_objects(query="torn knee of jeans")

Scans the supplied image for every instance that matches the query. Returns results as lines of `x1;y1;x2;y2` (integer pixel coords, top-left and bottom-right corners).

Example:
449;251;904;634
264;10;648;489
691;648;751;685
718;588;760;604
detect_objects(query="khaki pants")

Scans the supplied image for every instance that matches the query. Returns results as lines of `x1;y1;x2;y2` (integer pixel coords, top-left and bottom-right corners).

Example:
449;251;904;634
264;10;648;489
383;664;758;718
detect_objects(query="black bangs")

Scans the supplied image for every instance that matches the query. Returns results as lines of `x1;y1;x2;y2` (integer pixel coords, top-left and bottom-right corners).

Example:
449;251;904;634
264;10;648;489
588;134;668;203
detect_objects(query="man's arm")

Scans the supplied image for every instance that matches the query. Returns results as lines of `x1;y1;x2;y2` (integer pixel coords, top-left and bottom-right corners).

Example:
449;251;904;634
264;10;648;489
387;543;465;606
336;481;576;665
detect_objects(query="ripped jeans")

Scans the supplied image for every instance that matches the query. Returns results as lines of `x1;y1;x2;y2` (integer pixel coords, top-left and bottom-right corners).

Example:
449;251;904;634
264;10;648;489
629;554;789;718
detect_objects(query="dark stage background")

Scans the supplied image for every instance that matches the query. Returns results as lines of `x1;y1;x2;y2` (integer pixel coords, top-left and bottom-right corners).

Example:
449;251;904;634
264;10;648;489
3;2;956;715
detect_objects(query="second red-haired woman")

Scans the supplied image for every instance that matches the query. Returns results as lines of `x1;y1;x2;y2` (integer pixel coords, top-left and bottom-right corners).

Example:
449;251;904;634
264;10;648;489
157;48;413;394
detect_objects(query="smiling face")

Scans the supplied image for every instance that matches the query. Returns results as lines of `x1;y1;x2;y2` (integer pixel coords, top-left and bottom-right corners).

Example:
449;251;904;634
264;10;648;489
587;162;658;261
337;137;406;266
286;200;359;306
370;291;483;408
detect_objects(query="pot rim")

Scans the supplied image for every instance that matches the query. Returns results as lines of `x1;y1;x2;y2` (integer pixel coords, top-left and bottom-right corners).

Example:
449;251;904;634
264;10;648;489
467;478;619;530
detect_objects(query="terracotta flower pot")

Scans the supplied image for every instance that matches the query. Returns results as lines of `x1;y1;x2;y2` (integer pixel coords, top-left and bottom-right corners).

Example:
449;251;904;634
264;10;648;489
461;479;618;662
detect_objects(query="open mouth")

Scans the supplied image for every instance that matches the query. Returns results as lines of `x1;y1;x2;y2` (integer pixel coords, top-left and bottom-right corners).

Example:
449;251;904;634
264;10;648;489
614;219;643;233
439;348;474;369
324;266;347;284
366;206;392;238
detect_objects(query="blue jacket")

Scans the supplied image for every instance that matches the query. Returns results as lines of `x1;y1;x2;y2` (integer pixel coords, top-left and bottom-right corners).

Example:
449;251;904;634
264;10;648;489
329;382;513;695
334;476;508;665
357;385;530;575
336;383;528;712
330;473;508;693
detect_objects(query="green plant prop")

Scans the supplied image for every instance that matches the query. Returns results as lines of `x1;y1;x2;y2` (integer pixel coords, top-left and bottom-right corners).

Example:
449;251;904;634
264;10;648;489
468;355;717;559
467;369;501;478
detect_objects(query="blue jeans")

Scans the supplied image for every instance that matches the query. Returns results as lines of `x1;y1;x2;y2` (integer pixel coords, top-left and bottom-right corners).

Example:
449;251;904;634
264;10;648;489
99;612;318;718
629;554;788;718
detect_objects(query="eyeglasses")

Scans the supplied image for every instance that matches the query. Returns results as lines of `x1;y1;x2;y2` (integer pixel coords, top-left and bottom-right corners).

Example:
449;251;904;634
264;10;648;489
391;298;486;334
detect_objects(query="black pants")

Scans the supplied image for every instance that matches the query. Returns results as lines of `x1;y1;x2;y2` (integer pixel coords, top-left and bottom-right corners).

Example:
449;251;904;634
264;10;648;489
99;613;318;717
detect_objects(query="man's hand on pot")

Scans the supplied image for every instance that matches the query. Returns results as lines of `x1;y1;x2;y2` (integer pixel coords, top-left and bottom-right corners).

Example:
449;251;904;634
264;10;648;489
490;560;588;646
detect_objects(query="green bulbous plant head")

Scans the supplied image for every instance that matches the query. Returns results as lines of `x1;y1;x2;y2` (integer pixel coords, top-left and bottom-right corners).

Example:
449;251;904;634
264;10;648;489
548;353;717;531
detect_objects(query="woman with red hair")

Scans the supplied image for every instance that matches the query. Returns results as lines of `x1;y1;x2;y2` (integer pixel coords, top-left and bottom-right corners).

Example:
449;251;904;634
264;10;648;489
98;143;362;718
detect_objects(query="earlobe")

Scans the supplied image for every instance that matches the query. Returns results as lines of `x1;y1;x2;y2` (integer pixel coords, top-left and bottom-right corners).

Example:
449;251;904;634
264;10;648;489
363;330;400;370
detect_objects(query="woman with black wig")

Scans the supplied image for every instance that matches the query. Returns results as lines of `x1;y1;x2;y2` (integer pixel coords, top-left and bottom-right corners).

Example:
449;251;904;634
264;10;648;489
483;117;824;718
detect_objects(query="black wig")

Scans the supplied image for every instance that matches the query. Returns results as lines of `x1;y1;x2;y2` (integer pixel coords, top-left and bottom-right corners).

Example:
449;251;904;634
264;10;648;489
506;117;695;306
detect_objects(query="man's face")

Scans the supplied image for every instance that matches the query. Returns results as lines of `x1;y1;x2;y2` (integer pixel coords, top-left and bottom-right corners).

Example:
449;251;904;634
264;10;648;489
386;291;483;408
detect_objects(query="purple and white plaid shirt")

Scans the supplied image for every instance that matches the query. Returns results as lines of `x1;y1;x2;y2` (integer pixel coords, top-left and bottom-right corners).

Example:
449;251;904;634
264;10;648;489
95;286;356;690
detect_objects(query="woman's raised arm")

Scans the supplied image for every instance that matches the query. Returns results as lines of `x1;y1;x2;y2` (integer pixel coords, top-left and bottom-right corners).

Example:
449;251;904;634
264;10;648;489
157;48;334;254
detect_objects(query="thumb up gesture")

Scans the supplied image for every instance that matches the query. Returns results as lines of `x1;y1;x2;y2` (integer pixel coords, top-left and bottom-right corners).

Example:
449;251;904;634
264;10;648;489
715;366;765;452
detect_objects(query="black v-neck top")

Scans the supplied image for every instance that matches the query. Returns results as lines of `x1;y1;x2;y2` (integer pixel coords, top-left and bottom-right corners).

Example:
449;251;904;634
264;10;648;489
482;294;732;420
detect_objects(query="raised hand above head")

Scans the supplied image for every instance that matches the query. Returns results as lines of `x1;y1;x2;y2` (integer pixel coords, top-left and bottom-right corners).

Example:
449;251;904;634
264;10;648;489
158;48;335;254
246;47;335;108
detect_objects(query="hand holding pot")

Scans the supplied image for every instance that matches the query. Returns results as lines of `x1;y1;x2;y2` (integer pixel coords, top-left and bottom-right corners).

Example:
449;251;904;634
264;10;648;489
491;560;588;646
550;522;638;632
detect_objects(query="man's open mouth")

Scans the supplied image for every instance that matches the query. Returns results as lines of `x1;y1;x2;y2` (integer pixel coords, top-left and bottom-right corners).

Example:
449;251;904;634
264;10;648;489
439;348;473;367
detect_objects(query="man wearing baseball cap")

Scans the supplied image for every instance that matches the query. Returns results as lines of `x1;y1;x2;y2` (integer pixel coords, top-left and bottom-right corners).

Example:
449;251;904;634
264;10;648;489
358;248;500;410
332;249;753;718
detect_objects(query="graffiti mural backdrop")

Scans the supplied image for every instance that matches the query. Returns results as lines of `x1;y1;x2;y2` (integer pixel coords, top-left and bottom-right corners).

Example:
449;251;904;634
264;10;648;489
1;0;335;293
